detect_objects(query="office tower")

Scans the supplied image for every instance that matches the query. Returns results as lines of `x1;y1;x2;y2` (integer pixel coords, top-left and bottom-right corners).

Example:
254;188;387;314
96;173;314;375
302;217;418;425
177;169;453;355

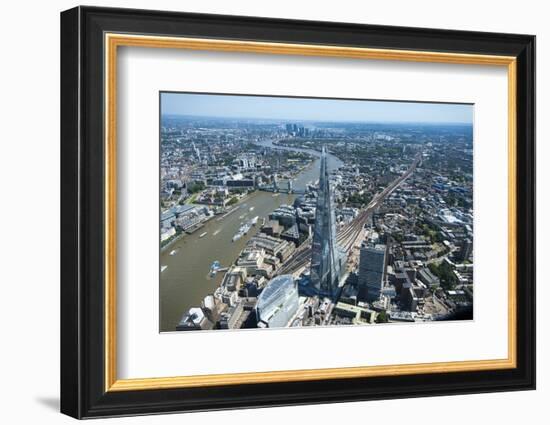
358;242;387;302
459;238;473;262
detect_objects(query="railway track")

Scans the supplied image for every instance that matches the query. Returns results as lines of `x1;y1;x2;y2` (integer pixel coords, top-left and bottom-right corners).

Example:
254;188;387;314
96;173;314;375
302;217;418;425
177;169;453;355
276;154;420;276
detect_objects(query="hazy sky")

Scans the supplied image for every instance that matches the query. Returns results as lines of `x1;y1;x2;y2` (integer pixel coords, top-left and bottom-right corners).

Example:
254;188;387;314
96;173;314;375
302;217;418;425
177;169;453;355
161;92;473;124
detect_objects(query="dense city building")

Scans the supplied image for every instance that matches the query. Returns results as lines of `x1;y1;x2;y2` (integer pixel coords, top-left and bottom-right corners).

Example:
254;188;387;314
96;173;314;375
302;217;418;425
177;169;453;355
160;111;474;331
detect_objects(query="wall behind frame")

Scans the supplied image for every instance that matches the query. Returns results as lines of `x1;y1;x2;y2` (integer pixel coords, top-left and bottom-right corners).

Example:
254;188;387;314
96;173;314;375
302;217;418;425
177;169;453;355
0;1;544;425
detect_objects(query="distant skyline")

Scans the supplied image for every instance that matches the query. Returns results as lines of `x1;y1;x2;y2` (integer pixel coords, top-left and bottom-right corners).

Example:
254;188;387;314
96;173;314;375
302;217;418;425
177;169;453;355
161;92;473;124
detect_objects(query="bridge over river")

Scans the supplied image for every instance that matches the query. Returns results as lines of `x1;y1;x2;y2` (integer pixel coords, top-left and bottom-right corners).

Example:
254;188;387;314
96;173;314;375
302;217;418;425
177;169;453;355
160;139;418;331
160;140;341;331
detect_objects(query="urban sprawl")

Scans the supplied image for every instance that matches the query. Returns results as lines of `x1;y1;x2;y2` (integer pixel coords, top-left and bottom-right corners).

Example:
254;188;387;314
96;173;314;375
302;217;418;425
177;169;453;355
160;115;474;331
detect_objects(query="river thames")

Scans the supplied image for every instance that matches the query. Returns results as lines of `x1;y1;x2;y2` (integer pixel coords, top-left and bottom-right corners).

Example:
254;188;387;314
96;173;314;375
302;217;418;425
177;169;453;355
159;141;342;331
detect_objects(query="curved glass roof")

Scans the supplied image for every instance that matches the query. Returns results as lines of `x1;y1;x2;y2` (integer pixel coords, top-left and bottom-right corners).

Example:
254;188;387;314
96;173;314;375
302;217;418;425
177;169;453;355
257;275;295;310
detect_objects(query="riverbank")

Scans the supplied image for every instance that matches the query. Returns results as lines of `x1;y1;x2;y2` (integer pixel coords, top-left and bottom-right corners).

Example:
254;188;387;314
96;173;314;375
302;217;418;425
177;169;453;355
161;191;254;253
160;190;298;331
160;230;185;253
160;142;343;331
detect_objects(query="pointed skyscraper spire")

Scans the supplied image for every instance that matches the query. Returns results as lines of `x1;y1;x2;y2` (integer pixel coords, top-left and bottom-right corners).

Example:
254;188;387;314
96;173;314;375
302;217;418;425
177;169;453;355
310;146;344;299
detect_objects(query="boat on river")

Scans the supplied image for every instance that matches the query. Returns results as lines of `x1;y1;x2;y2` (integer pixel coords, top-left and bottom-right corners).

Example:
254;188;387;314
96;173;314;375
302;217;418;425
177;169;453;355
199;232;208;238
241;222;252;235
209;261;221;276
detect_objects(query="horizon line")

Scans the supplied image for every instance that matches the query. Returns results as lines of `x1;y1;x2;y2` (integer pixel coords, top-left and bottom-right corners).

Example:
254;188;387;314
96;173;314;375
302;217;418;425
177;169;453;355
160;113;473;126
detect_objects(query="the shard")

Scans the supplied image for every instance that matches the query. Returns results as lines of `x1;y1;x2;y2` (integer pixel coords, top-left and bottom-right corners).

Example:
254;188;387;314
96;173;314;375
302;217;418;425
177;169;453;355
310;147;345;299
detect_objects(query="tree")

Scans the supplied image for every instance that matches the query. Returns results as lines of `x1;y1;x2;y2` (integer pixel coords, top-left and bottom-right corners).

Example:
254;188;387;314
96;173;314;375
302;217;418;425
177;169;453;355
392;233;404;243
428;261;458;290
376;310;389;324
347;192;371;206
187;181;205;194
226;196;239;206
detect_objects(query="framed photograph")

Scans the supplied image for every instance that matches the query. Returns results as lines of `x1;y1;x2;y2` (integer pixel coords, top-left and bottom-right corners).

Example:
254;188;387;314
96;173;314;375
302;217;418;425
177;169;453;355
60;6;536;419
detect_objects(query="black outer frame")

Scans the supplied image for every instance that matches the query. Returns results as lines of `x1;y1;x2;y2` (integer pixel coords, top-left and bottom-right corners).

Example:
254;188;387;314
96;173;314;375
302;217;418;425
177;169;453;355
60;6;536;419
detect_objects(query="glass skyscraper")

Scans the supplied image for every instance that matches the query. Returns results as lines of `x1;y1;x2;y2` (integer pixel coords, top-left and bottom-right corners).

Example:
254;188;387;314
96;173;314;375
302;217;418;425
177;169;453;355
358;243;387;301
310;147;345;299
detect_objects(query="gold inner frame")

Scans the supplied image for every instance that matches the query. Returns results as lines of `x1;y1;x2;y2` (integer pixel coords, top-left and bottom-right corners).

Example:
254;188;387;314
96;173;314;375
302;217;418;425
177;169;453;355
104;33;517;392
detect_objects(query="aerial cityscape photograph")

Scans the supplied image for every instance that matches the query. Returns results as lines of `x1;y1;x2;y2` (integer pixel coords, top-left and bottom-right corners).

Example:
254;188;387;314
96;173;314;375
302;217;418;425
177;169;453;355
159;92;474;333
